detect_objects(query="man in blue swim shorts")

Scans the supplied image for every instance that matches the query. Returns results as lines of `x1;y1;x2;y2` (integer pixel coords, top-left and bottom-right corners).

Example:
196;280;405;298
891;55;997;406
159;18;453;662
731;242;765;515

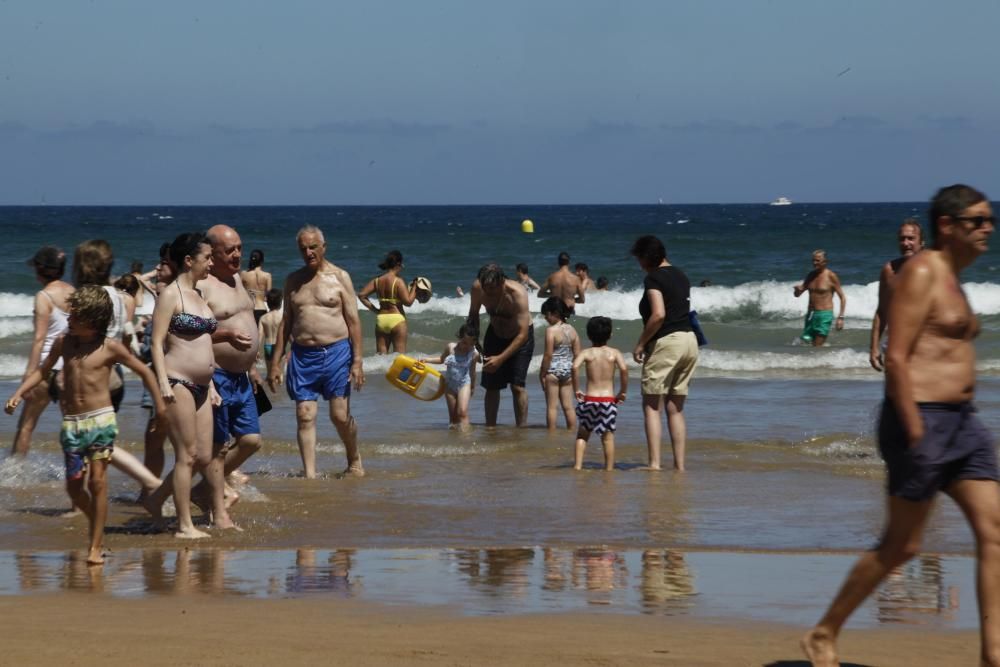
793;250;846;346
267;225;365;479
196;225;264;526
803;185;1000;666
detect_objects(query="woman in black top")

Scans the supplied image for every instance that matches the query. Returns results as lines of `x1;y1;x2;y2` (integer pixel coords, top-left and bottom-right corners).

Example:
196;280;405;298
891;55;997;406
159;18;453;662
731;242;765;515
631;235;699;471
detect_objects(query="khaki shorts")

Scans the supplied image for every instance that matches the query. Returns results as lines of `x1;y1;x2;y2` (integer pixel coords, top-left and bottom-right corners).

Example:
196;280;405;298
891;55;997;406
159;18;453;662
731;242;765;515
641;331;699;396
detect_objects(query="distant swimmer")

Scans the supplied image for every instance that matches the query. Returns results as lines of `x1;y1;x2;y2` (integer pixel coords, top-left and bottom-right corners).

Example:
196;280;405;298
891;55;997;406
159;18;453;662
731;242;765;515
267;225;365;479
468;263;533;427
870;220;924;371
575;262;596;293
537;252;585;314
515;263;541;291
793;250;846;346
803;184;1000;667
595;276;609;291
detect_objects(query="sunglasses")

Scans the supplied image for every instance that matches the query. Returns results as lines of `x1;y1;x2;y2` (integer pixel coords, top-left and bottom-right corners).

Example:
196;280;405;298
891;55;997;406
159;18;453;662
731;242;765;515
954;215;996;228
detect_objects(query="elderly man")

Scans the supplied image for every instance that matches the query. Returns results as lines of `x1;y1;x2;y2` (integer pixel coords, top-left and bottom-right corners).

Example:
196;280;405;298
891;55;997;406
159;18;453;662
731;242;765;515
196;225;262;513
869;219;924;371
803;185;1000;666
468;263;533;426
793;249;846;347
267;225;364;478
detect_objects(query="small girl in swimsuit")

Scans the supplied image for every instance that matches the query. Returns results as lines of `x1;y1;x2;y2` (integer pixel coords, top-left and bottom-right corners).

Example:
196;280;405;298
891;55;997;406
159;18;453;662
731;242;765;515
540;297;580;430
420;322;481;430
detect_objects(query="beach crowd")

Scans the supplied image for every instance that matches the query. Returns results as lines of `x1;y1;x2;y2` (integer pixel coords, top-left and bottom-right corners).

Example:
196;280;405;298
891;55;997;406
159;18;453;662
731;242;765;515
3;184;1000;666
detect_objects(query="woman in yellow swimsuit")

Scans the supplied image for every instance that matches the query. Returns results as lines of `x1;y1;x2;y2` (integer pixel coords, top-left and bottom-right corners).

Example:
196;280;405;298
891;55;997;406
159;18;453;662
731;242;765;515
358;250;418;354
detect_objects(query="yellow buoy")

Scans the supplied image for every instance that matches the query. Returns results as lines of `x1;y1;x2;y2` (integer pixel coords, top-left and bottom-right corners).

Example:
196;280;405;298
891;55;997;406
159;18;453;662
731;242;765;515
521;219;534;233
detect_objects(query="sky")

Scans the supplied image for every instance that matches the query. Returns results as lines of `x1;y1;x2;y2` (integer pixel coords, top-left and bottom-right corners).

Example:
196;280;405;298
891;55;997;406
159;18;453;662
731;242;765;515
0;0;998;205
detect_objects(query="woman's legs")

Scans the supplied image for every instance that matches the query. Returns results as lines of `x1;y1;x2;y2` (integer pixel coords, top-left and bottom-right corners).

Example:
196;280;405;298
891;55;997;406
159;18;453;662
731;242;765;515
10;382;51;456
390;320;408;354
375;328;390;354
665;394;687;471
642;394;663;469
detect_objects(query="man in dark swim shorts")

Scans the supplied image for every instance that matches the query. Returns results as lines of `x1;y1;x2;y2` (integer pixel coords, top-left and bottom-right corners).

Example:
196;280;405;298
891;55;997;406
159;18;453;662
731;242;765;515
468;263;534;426
803;185;1000;667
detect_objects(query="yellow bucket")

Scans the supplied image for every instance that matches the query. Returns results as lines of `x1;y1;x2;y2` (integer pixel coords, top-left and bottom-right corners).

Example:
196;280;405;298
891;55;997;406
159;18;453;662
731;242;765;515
385;354;446;401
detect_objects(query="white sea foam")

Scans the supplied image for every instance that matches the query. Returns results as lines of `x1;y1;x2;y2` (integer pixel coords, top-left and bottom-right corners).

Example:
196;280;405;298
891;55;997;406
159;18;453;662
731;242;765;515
698;348;870;371
0;354;29;377
0;293;36;318
0;318;33;339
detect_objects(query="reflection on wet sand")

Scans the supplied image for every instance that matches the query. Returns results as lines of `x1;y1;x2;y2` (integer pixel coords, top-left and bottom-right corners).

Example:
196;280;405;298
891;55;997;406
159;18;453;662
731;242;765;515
0;547;974;629
876;555;959;624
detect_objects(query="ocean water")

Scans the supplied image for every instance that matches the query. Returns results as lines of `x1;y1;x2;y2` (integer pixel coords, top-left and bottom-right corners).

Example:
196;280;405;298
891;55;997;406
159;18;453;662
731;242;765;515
0;204;998;561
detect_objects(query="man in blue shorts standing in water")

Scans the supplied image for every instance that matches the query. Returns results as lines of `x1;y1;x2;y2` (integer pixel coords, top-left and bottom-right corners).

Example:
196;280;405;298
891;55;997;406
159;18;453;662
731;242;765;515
803;184;1000;666
267;225;365;479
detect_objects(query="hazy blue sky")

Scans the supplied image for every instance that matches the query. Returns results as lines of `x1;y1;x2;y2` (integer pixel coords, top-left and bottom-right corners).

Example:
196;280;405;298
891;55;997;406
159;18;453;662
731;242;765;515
1;1;997;204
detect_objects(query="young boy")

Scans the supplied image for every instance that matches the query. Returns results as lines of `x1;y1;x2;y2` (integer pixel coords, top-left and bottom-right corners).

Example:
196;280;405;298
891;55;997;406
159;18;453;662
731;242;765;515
5;285;166;565
571;316;628;471
258;288;283;365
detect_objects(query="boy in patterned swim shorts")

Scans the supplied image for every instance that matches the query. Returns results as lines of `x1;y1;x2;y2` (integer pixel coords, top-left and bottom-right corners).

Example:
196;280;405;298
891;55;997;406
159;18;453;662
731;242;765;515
571;317;628;471
5;285;166;565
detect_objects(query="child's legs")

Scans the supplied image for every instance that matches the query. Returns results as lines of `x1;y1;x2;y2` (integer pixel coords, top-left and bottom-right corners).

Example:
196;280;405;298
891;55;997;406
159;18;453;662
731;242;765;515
455;384;472;426
445;392;459;424
558;380;576;430
87;457;110;561
574;428;591;470
65;474;91;520
601;431;615;470
143;409;167;478
544;376;561;429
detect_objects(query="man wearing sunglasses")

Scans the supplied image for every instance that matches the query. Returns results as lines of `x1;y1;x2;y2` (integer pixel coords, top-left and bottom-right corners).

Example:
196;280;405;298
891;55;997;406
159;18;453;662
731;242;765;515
804;184;999;667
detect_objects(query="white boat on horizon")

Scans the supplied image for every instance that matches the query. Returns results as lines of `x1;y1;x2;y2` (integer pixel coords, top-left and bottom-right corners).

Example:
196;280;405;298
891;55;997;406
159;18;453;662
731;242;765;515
769;196;792;206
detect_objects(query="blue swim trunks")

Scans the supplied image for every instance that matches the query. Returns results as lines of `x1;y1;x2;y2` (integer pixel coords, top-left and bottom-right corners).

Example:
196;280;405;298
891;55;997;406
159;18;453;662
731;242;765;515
879;400;999;502
285;339;353;402
212;368;261;445
60;406;117;481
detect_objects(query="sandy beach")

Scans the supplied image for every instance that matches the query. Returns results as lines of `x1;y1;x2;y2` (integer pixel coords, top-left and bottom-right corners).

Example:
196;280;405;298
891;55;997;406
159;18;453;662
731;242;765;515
0;593;981;666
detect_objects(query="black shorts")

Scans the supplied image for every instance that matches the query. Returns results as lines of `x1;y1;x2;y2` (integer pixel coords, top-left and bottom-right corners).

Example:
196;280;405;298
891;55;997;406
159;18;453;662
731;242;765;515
481;325;534;390
879;400;999;502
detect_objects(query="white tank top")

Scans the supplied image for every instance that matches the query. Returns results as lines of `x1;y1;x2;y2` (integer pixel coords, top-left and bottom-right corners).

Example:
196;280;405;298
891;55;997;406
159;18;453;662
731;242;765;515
39;290;69;371
102;286;126;340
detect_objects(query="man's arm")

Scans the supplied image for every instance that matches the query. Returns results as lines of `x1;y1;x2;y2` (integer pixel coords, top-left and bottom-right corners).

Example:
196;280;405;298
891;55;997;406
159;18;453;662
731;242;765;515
574;278;586;304
267;277;295;392
870;263;892;371
536;277;552;299
884;259;934;447
832;271;846;330
339;270;365;390
467;280;483;329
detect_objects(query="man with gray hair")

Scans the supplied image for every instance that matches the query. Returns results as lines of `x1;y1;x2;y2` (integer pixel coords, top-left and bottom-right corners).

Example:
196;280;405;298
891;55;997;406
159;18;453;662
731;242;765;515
468;263;533;426
793;249;846;347
267;225;365;478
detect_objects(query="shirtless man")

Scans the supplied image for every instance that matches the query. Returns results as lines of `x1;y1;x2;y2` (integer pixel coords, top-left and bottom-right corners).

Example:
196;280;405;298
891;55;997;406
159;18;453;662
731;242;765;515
793;250;846;346
538;252;585;314
575;262;596;293
869;220;924;371
267;225;364;478
198;225;262;504
803;184;1000;667
468;263;533;426
515;263;540;292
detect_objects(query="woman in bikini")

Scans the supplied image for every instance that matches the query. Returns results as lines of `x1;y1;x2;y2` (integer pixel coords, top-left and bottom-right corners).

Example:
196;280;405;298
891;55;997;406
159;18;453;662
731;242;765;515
147;232;234;538
240;249;272;324
357;250;418;354
10;247;74;456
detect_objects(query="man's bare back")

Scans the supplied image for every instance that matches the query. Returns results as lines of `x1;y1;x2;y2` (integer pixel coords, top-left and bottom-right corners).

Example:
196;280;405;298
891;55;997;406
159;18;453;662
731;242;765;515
539;267;584;310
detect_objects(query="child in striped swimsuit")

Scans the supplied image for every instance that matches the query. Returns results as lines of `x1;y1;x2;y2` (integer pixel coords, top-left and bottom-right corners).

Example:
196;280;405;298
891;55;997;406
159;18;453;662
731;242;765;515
571;316;628;471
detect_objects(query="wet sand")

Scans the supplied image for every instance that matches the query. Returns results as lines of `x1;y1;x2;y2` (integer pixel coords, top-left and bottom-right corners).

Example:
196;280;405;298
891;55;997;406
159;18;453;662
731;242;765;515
0;593;979;666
